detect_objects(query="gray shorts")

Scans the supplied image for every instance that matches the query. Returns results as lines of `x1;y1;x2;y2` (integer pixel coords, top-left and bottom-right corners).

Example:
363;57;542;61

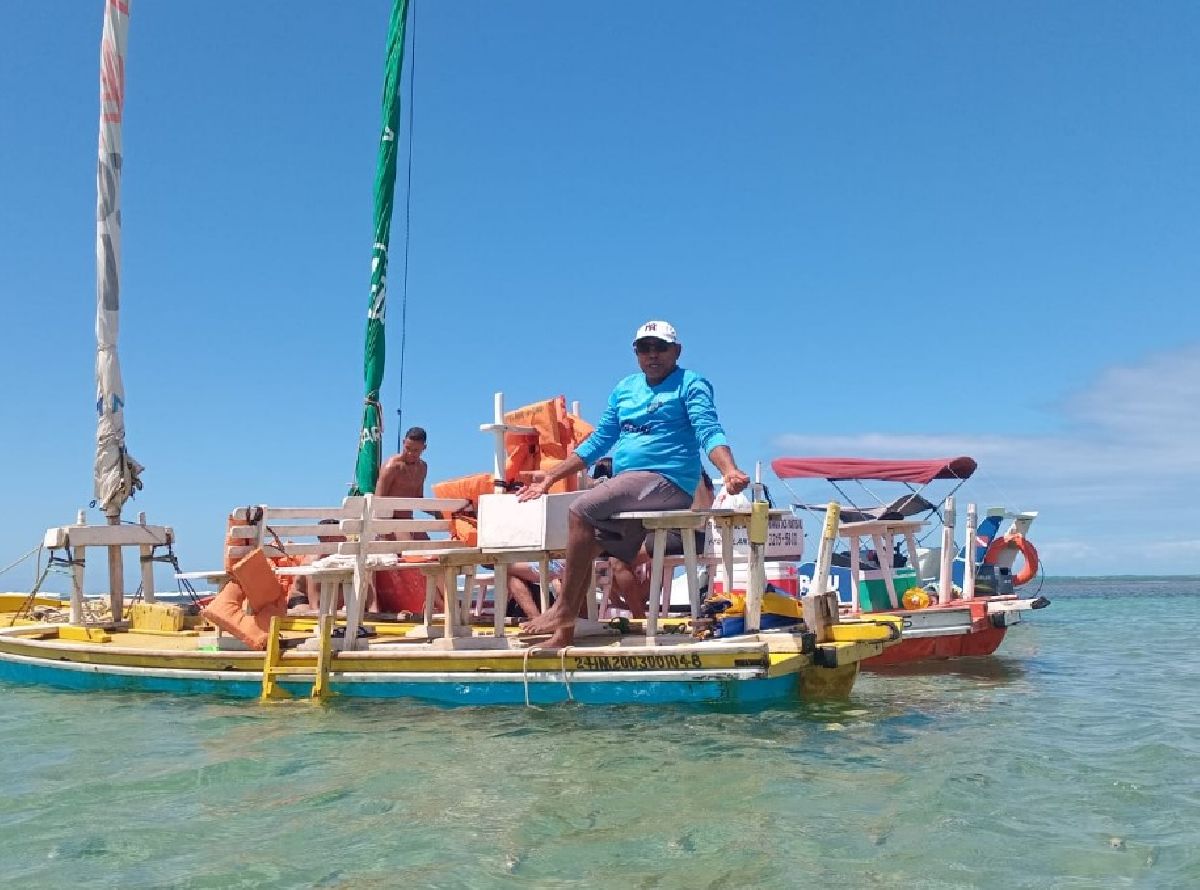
570;470;691;564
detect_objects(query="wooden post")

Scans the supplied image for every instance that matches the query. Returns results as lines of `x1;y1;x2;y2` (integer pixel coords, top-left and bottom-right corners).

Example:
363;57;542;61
719;518;735;600
646;529;667;642
443;565;457;641
903;531;922;589
810;502;841;602
874;532;900;609
492;392;506;494
745;501;769;633
312;611;334;701
963;503;978;600
345;494;372;650
138;511;156;604
492;563;509;637
106;507;125;624
586;560;599;623
848;533;862;615
680;522;701;620
538;555;551;613
425;571;439;635
801;591;839;642
70;544;87;626
938;496;956;604
463;566;477;617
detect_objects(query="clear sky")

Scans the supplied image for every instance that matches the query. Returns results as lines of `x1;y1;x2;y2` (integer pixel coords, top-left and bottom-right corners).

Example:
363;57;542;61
2;1;1198;591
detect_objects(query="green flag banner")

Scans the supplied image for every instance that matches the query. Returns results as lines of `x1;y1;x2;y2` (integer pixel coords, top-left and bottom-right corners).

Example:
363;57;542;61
354;0;411;495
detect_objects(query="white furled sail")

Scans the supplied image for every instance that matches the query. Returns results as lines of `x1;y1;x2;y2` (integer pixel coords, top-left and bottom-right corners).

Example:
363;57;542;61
93;0;142;517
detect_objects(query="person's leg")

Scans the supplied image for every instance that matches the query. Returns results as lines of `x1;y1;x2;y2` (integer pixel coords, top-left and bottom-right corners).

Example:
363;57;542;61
507;575;541;618
303;577;322;612
520;472;688;646
609;555;649;618
519;510;601;646
508;562;540;585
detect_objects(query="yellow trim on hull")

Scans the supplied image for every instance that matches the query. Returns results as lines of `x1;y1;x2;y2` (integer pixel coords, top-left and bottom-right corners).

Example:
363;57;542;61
0;611;898;703
0;594;64;611
827;614;903;643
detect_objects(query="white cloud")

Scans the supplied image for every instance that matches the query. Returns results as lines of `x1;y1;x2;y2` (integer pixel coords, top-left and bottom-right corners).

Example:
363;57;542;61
1066;344;1200;454
1143;538;1200;558
770;344;1200;573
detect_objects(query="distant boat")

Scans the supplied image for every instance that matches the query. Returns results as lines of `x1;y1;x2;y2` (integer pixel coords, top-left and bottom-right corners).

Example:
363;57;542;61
776;456;1050;667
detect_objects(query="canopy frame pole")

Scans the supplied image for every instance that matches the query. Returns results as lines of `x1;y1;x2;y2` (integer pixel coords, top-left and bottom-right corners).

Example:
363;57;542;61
963;503;978;600
938;496;956;604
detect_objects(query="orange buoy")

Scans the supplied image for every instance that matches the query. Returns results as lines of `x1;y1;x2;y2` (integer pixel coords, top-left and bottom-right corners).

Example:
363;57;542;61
983;533;1039;587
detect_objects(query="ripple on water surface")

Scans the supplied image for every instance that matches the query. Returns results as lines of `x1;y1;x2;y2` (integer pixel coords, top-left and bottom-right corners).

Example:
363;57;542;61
2;578;1198;888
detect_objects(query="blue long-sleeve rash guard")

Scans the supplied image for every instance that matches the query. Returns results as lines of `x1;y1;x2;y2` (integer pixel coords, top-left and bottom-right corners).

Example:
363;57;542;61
574;367;729;495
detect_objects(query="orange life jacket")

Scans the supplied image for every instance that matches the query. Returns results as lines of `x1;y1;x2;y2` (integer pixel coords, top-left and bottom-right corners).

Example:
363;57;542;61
502;395;594;492
222;509;300;594
201;548;289;650
432;396;594;544
432;473;494;547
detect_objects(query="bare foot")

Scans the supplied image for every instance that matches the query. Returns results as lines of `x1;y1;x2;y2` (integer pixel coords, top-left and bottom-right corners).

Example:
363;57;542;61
537;627;575;649
520;606;567;636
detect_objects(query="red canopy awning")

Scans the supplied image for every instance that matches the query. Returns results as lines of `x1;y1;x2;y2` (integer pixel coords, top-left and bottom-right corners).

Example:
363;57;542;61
770;456;977;484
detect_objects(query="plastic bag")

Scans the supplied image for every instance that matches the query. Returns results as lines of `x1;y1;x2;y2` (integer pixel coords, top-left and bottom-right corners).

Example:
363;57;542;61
712;489;753;513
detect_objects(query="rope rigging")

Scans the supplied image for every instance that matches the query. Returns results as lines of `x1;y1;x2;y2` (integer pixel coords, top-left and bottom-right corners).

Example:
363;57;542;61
395;0;418;448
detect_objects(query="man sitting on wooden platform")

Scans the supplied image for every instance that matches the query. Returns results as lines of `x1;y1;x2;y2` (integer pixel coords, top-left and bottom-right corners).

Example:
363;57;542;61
517;320;749;647
374;426;432;614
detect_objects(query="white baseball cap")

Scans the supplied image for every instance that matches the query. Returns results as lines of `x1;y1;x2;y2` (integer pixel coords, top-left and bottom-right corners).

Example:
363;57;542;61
632;320;679;345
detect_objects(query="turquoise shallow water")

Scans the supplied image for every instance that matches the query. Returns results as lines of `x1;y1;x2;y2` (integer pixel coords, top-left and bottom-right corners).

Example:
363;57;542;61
2;577;1198;889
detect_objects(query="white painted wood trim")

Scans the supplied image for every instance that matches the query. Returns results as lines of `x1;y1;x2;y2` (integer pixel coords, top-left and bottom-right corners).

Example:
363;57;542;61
46;524;173;547
369;497;471;513
340;519;451;535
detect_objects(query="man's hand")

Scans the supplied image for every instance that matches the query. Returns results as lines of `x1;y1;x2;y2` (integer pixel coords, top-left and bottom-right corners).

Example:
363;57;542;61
517;480;551;502
515;455;584;502
722;469;751;495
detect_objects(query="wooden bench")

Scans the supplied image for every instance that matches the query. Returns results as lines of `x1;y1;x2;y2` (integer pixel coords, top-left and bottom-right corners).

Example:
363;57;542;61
185;495;474;649
612;507;793;641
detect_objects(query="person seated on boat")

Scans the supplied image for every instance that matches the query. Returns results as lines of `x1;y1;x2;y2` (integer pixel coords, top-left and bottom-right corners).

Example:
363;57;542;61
608;469;716;617
517;320;750;647
374;426;436;614
287;519;345;616
378;426;430;521
504;560;565;619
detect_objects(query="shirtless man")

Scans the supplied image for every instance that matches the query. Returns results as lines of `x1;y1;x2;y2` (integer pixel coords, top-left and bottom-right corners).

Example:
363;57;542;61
372;427;429;613
377;427;428;501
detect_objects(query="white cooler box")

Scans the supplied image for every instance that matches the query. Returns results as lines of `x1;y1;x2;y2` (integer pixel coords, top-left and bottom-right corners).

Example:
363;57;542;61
477;491;585;550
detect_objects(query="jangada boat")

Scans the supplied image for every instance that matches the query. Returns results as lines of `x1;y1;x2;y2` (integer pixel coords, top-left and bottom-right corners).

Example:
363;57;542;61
774;456;1050;668
0;2;900;705
0;395;901;704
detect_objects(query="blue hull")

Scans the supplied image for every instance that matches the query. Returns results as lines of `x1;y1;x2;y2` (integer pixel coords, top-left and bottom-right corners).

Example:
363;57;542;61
0;655;798;707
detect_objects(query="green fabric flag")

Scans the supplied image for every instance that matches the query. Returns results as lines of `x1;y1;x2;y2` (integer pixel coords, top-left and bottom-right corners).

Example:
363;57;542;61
354;0;411;495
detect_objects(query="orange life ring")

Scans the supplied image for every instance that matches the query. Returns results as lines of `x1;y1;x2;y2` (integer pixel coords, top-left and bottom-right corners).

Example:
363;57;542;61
983;533;1039;587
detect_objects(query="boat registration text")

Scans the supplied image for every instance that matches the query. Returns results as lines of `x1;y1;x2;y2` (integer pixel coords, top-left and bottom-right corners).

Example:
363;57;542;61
573;653;704;671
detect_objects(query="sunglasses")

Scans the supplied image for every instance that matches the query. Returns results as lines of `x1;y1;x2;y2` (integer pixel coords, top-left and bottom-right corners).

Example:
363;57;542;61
634;339;673;355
